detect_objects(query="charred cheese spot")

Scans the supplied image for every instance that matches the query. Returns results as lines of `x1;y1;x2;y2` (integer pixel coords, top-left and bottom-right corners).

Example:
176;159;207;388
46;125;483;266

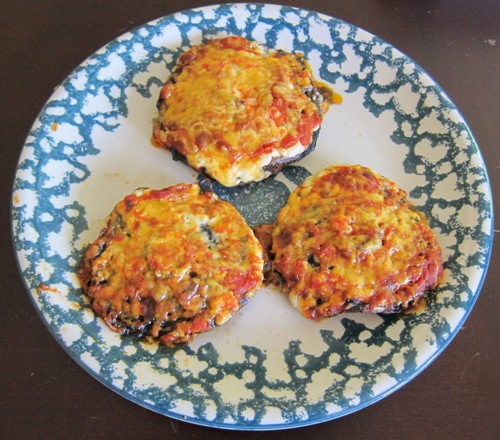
153;36;337;187
79;183;264;346
269;164;443;320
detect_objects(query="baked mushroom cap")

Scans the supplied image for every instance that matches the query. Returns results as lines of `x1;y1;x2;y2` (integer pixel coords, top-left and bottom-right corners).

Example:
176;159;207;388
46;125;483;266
153;36;333;187
79;183;264;346
268;164;443;320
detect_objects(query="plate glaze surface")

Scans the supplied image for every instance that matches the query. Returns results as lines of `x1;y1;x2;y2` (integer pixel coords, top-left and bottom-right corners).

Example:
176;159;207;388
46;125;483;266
11;3;493;430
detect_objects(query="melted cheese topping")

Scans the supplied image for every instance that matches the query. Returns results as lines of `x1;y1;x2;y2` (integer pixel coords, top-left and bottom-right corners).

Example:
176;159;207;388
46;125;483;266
154;36;328;186
270;165;443;320
79;183;264;346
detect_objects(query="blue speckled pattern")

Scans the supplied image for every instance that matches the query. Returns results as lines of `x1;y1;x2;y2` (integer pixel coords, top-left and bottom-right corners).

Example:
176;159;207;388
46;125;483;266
11;3;493;430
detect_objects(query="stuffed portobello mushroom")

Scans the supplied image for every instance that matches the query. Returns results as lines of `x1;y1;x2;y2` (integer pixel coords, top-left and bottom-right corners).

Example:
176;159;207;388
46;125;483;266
79;183;264;346
261;164;443;320
153;36;339;187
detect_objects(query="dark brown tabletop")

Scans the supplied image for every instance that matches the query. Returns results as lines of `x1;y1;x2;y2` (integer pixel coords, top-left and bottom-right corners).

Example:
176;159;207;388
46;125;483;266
1;1;499;439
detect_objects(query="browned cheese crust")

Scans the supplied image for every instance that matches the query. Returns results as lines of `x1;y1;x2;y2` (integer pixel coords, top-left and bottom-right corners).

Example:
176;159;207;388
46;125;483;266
267;164;443;320
79;183;264;346
153;36;339;187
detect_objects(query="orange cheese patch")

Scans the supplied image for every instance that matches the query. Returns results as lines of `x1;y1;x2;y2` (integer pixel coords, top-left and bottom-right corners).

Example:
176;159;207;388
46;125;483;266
79;183;264;346
269;165;443;320
154;36;333;186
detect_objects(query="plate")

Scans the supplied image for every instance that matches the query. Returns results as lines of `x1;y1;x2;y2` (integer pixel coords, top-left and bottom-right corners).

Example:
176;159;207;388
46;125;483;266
11;3;493;430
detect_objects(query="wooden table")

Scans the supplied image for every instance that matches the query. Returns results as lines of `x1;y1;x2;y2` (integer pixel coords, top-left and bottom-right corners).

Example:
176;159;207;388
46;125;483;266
1;1;498;439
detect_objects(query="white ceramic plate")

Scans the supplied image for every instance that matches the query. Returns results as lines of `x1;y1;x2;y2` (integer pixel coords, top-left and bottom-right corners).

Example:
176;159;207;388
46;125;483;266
11;3;493;430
